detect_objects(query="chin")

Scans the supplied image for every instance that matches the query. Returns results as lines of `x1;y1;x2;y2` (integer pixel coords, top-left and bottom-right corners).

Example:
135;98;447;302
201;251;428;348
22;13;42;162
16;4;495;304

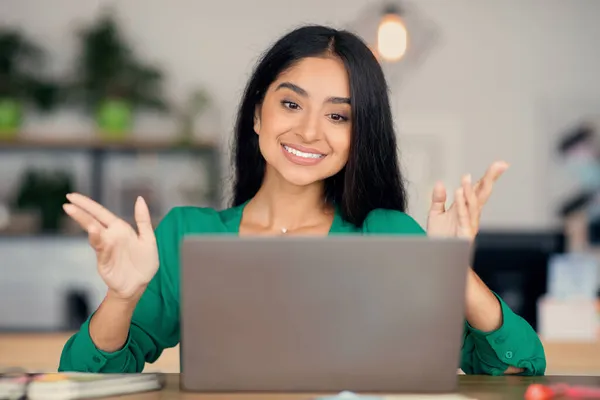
278;168;328;187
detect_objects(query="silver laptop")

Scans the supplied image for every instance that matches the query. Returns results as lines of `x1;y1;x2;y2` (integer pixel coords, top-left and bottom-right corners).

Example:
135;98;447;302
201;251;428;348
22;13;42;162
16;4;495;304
180;236;472;393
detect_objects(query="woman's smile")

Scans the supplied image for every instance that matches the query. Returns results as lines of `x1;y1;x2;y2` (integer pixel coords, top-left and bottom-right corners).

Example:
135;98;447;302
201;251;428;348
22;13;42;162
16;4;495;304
281;143;327;166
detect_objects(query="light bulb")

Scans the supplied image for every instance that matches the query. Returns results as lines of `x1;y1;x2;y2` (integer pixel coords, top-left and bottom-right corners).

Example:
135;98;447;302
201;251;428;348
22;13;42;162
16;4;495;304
377;12;408;62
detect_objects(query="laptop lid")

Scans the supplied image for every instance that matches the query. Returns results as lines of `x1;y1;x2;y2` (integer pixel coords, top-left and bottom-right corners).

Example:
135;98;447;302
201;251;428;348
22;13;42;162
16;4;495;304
180;236;471;393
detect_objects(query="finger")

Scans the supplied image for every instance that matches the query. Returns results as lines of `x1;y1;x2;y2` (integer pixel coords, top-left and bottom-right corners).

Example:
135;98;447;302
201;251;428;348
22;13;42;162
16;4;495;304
63;203;107;254
474;161;509;205
429;181;447;214
462;174;479;231
505;366;524;375
455;188;472;239
66;193;118;227
63;203;104;233
87;223;105;255
97;229;118;266
134;196;154;239
473;161;509;192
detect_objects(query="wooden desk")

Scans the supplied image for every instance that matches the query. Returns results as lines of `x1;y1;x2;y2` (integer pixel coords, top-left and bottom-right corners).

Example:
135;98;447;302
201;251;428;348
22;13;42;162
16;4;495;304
0;332;178;373
100;374;600;399
2;333;600;375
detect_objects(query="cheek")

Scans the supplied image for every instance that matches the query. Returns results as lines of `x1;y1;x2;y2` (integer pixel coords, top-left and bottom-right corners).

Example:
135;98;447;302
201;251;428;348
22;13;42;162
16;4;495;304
257;112;292;159
328;129;352;160
258;109;291;140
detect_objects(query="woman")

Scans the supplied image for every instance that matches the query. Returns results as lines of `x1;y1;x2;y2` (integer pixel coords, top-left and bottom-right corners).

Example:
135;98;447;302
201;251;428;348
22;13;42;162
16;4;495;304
58;25;545;376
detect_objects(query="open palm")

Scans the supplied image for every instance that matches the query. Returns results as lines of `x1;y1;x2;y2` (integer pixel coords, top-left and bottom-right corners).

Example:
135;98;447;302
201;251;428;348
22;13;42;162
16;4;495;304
427;161;509;240
63;193;159;300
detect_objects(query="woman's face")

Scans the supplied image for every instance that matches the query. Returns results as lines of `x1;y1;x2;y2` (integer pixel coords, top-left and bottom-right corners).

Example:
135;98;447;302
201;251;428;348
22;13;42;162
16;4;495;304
255;56;352;187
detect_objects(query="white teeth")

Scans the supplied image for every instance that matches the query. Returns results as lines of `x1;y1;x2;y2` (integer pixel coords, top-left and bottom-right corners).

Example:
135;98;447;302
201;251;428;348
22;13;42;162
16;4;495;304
283;145;324;159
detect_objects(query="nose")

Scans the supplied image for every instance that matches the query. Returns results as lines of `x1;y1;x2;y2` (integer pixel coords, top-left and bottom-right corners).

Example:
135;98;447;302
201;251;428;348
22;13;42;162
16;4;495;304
297;113;320;143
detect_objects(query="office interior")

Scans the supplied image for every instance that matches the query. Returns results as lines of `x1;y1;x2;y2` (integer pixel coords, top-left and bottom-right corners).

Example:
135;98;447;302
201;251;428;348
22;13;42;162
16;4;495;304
1;0;600;376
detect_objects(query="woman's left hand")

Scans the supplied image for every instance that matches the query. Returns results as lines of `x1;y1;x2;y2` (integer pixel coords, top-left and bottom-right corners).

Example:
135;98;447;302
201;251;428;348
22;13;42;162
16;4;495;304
426;161;509;240
429;161;522;374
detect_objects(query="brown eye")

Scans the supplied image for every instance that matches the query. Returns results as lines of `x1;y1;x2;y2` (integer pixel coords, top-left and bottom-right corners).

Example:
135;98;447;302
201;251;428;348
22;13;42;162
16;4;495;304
329;114;348;122
282;101;300;110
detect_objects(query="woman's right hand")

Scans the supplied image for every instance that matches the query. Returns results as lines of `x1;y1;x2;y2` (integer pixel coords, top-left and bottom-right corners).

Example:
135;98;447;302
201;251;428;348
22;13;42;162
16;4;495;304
63;193;159;302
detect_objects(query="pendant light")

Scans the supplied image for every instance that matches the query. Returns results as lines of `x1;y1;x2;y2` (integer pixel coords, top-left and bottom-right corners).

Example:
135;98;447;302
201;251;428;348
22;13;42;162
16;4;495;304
377;4;408;62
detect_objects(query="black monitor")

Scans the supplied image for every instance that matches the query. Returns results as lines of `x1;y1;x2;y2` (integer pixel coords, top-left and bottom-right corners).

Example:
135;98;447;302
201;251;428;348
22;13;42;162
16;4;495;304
471;230;565;331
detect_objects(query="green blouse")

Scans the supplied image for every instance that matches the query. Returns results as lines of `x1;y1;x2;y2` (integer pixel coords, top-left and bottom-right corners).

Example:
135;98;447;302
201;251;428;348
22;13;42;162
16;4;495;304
58;203;546;375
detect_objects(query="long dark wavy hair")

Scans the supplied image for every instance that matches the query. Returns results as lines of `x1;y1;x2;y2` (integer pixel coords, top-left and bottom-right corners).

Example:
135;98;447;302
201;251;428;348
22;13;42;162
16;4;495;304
231;25;408;227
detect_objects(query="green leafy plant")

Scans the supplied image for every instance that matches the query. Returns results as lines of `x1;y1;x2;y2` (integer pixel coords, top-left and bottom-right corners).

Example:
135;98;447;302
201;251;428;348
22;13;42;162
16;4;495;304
68;10;169;136
0;28;61;135
178;88;211;145
13;168;74;233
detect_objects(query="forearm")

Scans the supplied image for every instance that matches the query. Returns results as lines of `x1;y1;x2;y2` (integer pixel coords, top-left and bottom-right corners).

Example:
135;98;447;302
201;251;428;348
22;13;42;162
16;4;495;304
59;285;170;374
464;268;502;332
89;289;142;353
464;269;525;374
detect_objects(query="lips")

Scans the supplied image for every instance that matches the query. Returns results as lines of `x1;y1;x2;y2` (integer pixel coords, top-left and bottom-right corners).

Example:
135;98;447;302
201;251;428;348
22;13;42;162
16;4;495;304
282;144;325;159
280;143;327;166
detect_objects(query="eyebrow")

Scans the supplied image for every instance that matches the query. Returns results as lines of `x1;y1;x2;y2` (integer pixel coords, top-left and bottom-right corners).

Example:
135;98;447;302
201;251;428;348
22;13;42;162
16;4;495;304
276;82;351;105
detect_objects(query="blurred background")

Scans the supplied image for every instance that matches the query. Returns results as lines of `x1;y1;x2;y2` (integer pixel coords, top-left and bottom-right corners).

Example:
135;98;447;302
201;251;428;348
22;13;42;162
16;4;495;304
1;0;600;375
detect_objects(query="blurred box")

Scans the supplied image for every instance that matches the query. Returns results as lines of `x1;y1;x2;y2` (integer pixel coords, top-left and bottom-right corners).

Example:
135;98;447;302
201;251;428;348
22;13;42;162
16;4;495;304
538;296;599;341
540;253;600;341
547;253;598;299
0;210;40;235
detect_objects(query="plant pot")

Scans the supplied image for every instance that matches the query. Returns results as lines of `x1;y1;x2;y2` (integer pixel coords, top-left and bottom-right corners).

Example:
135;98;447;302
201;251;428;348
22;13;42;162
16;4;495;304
96;99;132;140
0;98;22;139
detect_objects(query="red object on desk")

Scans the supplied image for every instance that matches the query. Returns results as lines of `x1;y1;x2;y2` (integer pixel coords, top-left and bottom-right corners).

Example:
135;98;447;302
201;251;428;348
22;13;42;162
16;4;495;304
525;383;600;399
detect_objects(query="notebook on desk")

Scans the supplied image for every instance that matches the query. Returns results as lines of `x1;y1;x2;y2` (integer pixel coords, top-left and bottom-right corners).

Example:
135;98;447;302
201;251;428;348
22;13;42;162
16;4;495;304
0;372;165;400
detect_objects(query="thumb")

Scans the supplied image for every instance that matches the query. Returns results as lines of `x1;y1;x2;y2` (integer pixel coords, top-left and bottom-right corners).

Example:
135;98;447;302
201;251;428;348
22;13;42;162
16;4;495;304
134;196;154;239
429;181;447;214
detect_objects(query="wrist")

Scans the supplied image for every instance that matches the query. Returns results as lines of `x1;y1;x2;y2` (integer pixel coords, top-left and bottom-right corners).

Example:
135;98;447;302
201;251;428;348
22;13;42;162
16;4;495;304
89;291;140;353
105;287;145;311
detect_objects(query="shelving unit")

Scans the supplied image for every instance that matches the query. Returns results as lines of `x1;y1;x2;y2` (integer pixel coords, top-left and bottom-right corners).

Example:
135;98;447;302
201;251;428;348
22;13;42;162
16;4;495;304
0;136;225;332
0;136;222;211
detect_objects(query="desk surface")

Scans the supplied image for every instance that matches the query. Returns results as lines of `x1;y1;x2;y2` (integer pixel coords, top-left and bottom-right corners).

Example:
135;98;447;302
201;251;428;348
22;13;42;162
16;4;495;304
3;333;600;375
102;374;600;399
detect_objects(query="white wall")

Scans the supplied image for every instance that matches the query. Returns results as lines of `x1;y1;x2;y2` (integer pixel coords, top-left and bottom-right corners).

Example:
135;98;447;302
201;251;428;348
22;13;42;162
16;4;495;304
2;0;600;331
3;0;600;229
0;238;103;331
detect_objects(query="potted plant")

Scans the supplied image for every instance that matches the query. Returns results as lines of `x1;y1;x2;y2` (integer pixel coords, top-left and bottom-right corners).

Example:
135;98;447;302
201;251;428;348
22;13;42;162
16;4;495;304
68;11;169;139
0;28;61;138
12;167;74;233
